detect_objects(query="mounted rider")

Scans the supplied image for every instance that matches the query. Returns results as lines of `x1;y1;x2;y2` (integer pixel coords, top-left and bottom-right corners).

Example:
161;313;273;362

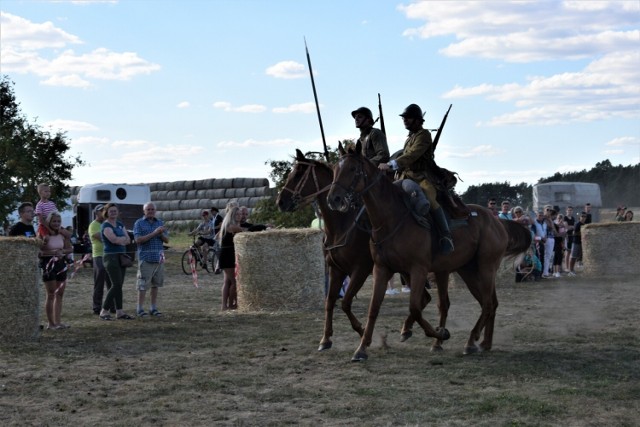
351;106;390;167
378;103;455;255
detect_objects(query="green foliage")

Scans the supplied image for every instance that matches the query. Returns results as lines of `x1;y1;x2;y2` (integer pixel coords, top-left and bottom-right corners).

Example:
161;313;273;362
249;144;346;228
538;159;640;207
0;76;85;223
461;159;639;209
461;181;533;209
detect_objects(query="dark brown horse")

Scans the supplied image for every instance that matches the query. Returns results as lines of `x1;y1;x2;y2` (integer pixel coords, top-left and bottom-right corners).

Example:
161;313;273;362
276;149;431;351
327;141;531;361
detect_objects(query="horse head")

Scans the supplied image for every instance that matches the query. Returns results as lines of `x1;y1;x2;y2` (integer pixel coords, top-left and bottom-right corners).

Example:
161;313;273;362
276;149;332;212
328;141;380;213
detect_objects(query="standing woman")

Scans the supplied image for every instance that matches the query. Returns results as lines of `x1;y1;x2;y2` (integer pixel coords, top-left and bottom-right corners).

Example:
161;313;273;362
39;211;73;329
99;203;133;320
217;206;244;310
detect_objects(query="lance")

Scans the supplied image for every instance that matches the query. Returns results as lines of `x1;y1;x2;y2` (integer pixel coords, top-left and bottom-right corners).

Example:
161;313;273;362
377;93;386;136
304;38;330;163
433;104;452;151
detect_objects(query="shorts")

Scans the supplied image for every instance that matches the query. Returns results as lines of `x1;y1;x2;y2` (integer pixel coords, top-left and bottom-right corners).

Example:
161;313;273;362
136;261;164;291
570;243;582;259
40;256;68;282
197;237;215;246
566;236;574;250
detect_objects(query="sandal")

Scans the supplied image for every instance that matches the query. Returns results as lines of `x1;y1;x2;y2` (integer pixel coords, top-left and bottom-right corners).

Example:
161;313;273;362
99;314;113;321
117;314;134;320
150;309;163;317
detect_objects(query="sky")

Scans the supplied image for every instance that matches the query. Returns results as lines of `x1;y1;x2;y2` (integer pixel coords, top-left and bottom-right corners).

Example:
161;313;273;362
1;0;639;194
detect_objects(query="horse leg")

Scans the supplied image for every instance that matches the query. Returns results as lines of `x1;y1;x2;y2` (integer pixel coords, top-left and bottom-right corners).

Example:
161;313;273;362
430;271;451;352
340;266;370;337
351;267;391;362
408;272;450;344
318;267;345;351
479;286;499;352
400;275;431;342
457;268;498;355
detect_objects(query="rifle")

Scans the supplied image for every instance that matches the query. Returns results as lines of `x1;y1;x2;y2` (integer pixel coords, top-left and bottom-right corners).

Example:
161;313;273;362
304;38;330;163
377;93;386;136
433;104;452;151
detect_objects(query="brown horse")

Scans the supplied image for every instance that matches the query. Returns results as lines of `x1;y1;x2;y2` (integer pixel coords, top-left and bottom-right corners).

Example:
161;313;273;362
276;149;431;351
327;141;531;361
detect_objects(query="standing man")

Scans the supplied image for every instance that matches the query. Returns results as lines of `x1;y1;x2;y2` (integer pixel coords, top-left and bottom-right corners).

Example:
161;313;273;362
351;106;389;166
133;202;169;317
584;203;593;224
498;201;513;220
564;205;576;272
88;204;113;315
487;198;499;216
9;202;36;237
378;103;454;254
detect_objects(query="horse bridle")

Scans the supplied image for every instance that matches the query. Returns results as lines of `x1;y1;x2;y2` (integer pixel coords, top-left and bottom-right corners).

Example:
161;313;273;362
280;160;332;209
330;153;383;206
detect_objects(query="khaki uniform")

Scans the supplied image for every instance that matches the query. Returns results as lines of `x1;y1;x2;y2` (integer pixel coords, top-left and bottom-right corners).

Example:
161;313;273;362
395;128;440;210
359;127;390;166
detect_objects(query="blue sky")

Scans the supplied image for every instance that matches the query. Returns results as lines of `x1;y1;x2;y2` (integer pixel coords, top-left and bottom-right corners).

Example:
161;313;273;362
1;0;639;194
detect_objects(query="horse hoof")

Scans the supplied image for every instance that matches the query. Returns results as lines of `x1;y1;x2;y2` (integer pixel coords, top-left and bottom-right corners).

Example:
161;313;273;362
463;346;479;355
351;351;368;362
431;345;444;352
318;341;332;351
437;327;450;341
400;331;413;342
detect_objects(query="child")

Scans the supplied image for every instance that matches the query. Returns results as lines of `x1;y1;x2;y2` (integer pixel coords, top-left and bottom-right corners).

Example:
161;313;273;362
35;183;73;262
35;183;57;237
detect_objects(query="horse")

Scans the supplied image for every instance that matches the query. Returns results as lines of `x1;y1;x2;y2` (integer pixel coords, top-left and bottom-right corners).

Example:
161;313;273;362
276;149;431;351
327;141;532;361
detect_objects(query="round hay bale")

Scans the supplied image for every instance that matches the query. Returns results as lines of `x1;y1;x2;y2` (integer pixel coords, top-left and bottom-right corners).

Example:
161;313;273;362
183;180;196;191
153;200;171;211
582;222;640;277
168;200;181;210
234;228;325;312
215;178;234;189
0;237;42;342
211;188;226;199
197;199;213;209
149;182;159;192
186;190;198;199
180;200;199;210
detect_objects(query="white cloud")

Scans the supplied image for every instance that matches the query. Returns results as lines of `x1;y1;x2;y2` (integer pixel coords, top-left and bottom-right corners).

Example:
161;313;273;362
272;102;316;114
265;61;306;79
44;119;99;132
400;1;640;126
72;136;110;146
177;101;190;109
213;101;266;113
0;13;160;87
217;138;297;148
603;149;624;155
605;136;640;146
440;144;502;158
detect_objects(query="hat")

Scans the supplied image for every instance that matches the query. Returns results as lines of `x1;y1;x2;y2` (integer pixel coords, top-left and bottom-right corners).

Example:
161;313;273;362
351;107;373;122
94;204;104;214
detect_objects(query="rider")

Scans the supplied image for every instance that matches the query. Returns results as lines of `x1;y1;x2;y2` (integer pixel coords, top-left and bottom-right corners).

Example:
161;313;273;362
352;106;389;166
189;210;215;267
378;103;455;255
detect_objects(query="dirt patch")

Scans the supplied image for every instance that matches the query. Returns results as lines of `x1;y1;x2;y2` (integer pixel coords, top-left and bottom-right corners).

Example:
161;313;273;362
1;248;638;426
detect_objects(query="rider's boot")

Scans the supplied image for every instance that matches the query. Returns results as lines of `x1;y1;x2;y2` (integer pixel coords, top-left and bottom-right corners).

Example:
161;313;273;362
432;207;454;255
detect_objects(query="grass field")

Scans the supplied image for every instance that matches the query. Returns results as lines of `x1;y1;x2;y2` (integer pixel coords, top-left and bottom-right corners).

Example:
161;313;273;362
1;239;638;426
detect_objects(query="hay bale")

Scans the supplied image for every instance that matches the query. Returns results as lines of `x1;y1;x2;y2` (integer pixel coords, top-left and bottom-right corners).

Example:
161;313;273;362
234;228;325;312
582;222;640;277
0;237;42;341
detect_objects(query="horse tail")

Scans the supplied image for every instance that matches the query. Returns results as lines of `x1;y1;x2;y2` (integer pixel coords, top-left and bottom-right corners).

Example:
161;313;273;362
501;219;532;257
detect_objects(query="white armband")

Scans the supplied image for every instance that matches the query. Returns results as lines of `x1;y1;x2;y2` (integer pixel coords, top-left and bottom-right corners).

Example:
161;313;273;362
388;160;398;170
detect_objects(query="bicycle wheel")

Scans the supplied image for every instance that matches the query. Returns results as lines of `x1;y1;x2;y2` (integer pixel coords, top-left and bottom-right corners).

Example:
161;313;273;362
209;241;221;272
181;250;193;275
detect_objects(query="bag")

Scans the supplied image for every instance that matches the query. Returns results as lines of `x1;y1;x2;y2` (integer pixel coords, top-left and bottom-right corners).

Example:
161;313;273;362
119;254;133;268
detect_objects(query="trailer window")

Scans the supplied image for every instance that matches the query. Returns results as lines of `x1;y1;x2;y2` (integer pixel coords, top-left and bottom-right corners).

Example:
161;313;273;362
96;190;111;201
116;187;127;200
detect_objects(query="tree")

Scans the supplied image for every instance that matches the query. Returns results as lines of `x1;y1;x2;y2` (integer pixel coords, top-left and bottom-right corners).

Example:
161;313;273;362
249;145;345;228
461;181;533;209
0;76;84;224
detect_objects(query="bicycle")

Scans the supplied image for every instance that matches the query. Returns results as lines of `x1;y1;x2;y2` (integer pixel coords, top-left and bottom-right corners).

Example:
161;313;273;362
181;235;220;275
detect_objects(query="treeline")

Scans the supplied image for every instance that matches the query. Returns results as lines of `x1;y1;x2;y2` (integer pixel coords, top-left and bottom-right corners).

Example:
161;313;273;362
460;160;640;208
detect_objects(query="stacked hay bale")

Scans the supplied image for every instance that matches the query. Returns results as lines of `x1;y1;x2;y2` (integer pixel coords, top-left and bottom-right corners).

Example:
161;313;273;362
0;237;42;341
582;222;640;277
234;228;325;313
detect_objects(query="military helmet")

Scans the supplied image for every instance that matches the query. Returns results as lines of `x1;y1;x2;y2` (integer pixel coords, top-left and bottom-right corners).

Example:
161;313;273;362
399;104;424;119
351;107;374;122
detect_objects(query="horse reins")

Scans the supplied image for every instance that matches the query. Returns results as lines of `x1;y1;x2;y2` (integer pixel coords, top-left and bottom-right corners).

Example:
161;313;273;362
280;160;332;209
